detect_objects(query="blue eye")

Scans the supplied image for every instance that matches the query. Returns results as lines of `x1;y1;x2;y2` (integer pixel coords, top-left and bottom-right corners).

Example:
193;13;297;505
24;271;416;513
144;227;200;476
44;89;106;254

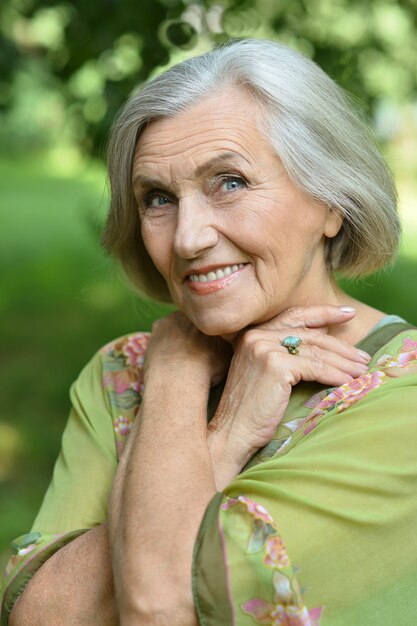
221;177;245;192
146;194;171;209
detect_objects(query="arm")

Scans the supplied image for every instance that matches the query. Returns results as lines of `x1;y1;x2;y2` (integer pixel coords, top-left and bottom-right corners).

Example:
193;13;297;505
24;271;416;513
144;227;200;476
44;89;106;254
3;326;223;626
109;362;216;625
2;349;120;626
9;525;117;626
9;368;215;626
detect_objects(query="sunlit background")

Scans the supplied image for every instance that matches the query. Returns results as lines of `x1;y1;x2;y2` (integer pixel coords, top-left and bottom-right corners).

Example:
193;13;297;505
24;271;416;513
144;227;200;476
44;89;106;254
1;0;417;566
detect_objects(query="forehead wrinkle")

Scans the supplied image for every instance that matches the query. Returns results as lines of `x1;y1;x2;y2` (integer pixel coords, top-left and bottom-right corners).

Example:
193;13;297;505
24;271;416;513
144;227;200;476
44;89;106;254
132;98;272;189
135;109;262;159
133;148;254;191
135;129;257;160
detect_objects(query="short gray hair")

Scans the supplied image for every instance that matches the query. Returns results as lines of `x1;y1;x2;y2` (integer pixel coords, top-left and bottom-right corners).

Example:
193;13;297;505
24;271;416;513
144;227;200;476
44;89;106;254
103;38;400;302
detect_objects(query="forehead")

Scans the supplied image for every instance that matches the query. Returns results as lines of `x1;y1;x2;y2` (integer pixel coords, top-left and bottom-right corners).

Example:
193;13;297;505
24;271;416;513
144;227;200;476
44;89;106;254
132;88;269;177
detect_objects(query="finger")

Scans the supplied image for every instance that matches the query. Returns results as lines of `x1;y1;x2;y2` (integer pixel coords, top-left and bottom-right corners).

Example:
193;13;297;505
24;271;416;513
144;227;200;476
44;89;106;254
294;356;355;388
272;352;355;388
287;343;369;378
237;334;368;379
242;328;370;363
279;330;370;363
297;332;371;363
256;305;357;331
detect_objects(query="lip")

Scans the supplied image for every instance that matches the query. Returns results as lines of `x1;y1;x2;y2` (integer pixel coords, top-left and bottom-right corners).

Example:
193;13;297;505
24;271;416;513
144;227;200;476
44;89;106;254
184;263;248;295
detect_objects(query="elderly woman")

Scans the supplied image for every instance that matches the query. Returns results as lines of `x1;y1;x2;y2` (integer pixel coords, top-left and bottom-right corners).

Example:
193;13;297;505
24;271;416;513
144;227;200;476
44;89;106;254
2;39;417;626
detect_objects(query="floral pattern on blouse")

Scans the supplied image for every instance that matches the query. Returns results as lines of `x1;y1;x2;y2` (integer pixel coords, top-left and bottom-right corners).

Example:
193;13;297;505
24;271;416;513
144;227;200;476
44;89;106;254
100;333;417;465
248;334;417;464
221;496;323;626
297;336;417;438
4;533;44;579
212;335;416;625
101;332;150;458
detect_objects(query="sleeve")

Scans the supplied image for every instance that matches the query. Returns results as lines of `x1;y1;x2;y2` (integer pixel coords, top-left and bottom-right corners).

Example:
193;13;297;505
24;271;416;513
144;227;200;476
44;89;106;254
0;351;118;625
192;343;417;625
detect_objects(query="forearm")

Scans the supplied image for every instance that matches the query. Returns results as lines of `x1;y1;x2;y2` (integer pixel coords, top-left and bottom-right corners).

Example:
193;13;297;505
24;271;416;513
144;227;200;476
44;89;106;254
9;524;117;626
108;365;217;626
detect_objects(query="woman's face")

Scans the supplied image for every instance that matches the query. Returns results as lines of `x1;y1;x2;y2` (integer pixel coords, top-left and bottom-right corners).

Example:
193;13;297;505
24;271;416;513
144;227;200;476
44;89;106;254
132;88;341;337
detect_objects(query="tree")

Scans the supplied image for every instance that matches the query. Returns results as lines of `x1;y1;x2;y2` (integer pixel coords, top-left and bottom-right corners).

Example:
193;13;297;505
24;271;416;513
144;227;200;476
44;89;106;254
1;0;416;155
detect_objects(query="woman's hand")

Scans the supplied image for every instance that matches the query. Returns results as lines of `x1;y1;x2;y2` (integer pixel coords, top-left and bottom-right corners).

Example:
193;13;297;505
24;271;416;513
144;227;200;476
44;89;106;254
208;305;371;486
144;311;232;386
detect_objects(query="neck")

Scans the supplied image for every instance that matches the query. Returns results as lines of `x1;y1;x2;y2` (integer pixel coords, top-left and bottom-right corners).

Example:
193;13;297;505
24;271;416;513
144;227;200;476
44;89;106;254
223;275;385;347
281;257;386;346
295;277;386;346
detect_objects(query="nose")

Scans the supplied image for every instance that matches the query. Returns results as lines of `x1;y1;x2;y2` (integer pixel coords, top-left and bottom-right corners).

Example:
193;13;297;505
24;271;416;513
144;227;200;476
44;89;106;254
173;194;219;259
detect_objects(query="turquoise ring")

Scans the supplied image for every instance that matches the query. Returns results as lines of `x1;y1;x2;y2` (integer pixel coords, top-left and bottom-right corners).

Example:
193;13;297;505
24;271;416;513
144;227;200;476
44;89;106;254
281;335;302;355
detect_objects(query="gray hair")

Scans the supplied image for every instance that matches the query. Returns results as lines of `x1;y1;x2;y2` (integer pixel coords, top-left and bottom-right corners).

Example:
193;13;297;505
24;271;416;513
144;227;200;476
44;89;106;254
103;38;400;302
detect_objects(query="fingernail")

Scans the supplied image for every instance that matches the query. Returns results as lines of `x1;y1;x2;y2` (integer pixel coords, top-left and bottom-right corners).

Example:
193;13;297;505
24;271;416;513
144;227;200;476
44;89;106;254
358;350;371;362
339;306;356;313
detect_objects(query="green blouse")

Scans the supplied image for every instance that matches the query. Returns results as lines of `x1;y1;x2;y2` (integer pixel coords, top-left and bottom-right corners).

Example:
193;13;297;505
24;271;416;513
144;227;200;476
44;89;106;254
2;318;417;626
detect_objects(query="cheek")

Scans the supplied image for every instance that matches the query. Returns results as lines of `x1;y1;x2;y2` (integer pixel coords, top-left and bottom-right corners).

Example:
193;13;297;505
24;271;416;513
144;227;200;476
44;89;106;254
141;222;172;275
229;201;287;253
237;206;324;271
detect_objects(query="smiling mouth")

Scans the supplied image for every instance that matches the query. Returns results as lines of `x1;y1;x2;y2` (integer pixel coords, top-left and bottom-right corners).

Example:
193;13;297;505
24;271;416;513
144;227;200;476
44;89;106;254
186;263;246;283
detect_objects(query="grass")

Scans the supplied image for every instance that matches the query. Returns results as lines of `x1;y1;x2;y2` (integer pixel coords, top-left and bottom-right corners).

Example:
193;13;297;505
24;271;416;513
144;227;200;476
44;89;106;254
0;150;416;568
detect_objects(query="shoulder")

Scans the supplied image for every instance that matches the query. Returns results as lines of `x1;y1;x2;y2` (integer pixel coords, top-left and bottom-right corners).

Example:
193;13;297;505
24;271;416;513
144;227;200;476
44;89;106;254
74;331;151;394
73;331;151;459
99;330;151;406
371;325;417;366
100;331;151;365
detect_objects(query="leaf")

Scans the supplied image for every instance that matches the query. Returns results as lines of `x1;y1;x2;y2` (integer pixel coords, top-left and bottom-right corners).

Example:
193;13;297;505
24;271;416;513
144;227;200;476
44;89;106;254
259;437;289;458
102;355;128;371
108;389;141;410
303;389;331;409
247;519;276;553
11;532;41;553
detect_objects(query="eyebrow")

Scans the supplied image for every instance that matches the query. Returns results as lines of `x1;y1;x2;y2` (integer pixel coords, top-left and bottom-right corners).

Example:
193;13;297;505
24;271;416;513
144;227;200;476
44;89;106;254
132;151;249;189
194;151;249;176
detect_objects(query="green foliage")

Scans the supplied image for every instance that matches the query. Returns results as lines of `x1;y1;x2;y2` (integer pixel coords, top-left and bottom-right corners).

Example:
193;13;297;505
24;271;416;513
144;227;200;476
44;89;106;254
1;0;416;155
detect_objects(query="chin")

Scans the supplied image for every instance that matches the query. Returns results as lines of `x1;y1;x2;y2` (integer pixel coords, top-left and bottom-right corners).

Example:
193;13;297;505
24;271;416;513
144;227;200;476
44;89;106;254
186;311;249;338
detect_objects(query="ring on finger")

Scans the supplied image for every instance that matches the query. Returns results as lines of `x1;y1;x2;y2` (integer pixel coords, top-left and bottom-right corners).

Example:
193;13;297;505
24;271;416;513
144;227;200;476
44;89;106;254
281;335;302;355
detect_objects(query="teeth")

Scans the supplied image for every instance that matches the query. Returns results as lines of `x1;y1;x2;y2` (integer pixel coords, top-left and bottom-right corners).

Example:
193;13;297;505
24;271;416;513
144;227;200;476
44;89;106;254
188;264;245;283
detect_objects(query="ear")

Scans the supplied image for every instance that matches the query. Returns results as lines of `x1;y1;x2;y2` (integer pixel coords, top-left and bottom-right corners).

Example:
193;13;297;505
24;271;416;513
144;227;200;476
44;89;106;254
324;206;343;239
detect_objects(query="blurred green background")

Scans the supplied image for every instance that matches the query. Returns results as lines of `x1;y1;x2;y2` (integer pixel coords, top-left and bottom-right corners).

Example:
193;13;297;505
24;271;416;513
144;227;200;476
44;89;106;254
1;0;417;567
